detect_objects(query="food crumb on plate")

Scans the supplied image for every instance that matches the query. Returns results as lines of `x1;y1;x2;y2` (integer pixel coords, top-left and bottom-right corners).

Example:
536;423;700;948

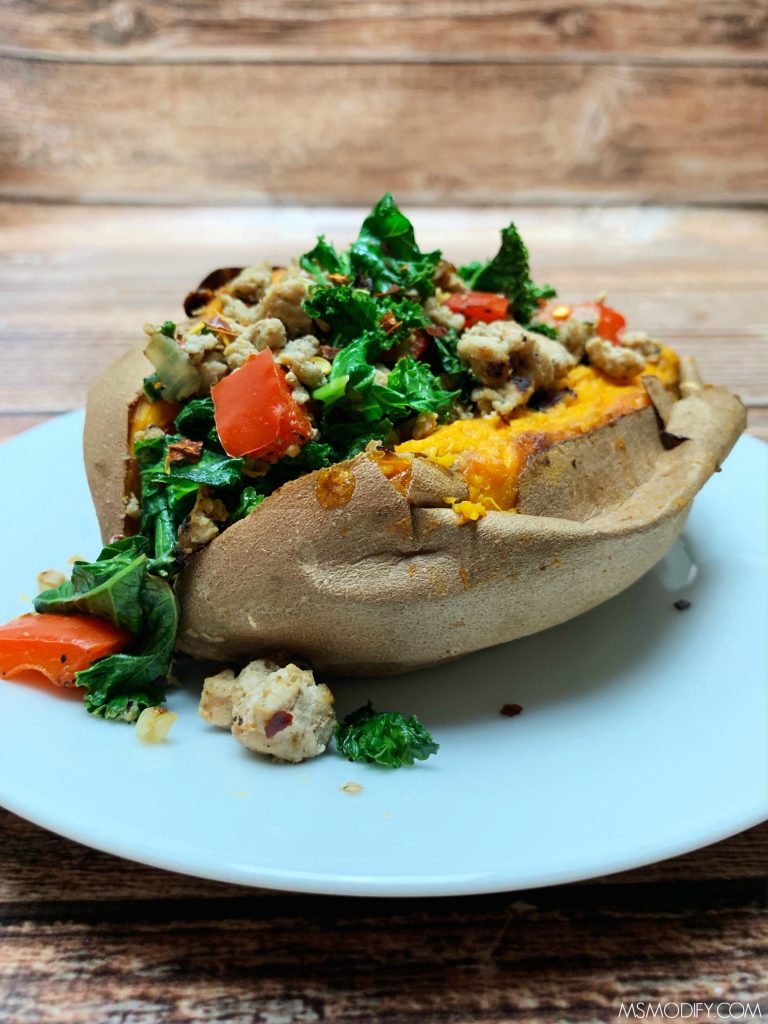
135;706;177;743
499;703;524;717
674;599;692;611
339;781;363;794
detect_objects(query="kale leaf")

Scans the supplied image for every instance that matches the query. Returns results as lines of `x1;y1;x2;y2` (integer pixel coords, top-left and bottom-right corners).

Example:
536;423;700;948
350;193;441;298
300;235;352;283
174;397;215;440
335;701;439;768
34;537;149;635
381;356;458;414
301;194;440;297
35;535;178;723
230;486;265;522
134;432;244;576
304;285;381;344
460;223;557;326
77;574;178;722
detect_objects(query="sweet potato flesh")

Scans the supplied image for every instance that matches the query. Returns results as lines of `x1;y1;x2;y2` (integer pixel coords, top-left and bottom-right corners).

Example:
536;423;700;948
396;347;679;510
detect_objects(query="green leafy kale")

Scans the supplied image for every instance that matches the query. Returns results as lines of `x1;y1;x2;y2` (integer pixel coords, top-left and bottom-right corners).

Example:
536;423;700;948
382;356;458;414
34;536;178;723
174;397;215;440
34;537;149;635
230;486;265;522
76;574;178;722
300;235;352;283
305;285;456;456
304;285;382;344
428;328;473;393
134;432;245;576
335;702;439;768
301;194;440;298
349;193;441;298
460;223;557;329
159;320;176;338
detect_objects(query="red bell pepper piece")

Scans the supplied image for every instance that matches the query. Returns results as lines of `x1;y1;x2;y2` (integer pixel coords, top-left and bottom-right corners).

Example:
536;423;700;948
212;350;312;461
0;613;132;687
445;291;509;329
536;301;627;344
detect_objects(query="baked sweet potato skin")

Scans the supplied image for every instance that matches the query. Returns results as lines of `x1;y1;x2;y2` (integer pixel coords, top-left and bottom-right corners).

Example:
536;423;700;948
172;386;743;674
83;348;745;674
84;344;152;542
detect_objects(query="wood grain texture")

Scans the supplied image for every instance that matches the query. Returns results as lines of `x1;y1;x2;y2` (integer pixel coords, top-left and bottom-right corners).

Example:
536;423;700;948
4;0;767;61
1;61;766;205
0;809;766;1024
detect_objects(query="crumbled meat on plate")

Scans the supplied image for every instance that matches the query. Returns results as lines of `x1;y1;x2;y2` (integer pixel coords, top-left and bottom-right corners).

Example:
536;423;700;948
199;659;336;763
198;668;240;728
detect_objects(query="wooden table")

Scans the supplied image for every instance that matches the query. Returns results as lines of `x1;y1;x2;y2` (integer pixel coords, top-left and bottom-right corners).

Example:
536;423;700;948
0;203;766;1021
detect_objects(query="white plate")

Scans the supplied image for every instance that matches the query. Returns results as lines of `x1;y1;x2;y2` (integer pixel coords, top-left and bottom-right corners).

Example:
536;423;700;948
0;412;765;896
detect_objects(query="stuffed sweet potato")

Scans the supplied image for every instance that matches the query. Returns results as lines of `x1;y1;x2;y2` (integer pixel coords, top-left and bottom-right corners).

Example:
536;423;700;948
82;195;744;680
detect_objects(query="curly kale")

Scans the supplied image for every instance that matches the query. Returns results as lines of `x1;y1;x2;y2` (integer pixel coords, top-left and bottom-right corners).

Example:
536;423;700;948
35;537;177;722
459;223;557;332
335;702;439;768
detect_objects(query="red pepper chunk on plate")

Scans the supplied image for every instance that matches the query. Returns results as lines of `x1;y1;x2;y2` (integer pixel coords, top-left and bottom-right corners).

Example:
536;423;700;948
445;291;509;329
0;613;132;687
212;350;312;461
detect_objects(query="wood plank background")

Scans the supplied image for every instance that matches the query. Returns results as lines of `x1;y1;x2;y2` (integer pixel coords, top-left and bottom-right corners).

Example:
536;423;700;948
0;807;766;1023
1;1;767;205
5;0;767;61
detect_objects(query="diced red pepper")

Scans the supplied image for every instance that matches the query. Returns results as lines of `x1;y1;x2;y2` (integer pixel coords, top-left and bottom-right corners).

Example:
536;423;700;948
0;613;132;687
445;291;509;329
536;300;627;344
212;350;312;461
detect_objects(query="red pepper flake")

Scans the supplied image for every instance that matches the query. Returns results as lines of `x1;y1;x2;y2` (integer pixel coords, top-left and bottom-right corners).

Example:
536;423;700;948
318;345;340;360
264;709;293;739
328;273;350;285
499;703;523;717
374;285;401;297
424;325;449;338
204;314;239;338
380;310;403;336
674;599;691;611
168;439;204;464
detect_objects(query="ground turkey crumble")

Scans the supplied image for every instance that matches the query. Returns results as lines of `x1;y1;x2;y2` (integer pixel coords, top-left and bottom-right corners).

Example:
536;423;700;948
457;320;576;417
199;660;336;763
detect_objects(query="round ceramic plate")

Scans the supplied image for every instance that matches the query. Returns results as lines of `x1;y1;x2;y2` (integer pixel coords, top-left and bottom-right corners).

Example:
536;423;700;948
0;412;765;896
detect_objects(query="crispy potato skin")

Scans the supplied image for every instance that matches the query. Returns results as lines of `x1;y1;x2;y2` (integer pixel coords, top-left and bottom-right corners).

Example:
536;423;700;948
83;347;745;674
84;344;152;541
